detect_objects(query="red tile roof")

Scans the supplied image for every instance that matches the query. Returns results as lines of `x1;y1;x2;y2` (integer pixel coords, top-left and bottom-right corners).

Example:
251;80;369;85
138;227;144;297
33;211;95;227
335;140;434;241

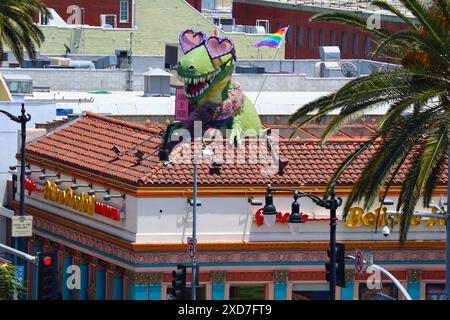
25;112;447;187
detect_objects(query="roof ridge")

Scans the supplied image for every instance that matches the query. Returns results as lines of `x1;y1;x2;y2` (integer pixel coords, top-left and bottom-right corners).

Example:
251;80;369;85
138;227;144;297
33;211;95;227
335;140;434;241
84;112;163;135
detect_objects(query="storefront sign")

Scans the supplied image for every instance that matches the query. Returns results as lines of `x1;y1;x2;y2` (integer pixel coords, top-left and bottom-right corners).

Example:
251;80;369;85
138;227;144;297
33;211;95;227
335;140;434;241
44;181;95;215
42;181;122;222
345;207;445;228
25;178;44;195
254;208;333;227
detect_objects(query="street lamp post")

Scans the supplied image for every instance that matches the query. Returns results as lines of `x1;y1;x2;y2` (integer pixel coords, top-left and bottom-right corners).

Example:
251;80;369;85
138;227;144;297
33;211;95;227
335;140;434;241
191;155;198;301
0;103;31;264
262;184;343;300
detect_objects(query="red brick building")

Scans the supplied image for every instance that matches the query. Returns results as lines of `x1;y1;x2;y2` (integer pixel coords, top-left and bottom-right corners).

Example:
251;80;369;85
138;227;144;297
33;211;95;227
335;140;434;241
232;0;409;59
40;0;134;28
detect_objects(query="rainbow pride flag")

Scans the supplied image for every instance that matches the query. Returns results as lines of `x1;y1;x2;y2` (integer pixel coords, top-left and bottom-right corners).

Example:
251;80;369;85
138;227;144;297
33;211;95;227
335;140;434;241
255;27;289;48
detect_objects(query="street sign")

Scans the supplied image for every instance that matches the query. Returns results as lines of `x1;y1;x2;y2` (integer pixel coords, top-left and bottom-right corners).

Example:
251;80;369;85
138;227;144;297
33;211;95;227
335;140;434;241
187;237;197;259
355;250;364;274
11;216;33;237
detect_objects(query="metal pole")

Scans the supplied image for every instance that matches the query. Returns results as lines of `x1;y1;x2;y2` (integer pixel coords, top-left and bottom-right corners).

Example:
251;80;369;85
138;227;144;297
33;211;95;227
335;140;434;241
192;157;197;300
18;104;27;267
329;191;337;300
446;147;450;300
0;243;36;263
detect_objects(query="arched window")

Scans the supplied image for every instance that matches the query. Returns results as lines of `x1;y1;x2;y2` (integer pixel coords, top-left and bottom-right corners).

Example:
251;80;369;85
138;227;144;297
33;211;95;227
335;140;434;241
330;30;336;46
308;28;314;49
296;26;303;48
364;35;371;57
341;32;347;53
352;34;360;56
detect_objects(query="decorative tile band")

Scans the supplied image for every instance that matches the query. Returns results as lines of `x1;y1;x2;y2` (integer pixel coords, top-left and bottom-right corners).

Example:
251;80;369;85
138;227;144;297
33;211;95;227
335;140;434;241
33;215;446;269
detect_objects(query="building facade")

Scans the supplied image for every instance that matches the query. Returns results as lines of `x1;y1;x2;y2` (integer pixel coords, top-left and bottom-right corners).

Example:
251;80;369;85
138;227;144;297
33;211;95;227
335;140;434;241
232;0;410;59
39;0;134;28
11;112;447;300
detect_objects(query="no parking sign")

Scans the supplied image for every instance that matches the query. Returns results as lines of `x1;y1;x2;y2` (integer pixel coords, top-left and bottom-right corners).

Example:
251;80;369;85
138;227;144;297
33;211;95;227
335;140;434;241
187;237;197;259
355;250;364;274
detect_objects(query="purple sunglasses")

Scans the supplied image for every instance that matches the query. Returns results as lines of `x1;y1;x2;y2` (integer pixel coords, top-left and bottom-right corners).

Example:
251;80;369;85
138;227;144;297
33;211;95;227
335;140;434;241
179;29;235;60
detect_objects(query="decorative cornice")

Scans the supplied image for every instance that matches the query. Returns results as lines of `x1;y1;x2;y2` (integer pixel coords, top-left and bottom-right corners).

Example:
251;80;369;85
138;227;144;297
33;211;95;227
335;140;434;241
149;272;162;285
407;269;422;282
274;270;289;283
128;272;150;285
211;271;226;284
345;269;355;283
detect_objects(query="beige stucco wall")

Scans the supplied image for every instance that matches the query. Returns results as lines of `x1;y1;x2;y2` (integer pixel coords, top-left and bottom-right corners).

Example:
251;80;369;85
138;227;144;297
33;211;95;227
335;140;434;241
38;0;284;59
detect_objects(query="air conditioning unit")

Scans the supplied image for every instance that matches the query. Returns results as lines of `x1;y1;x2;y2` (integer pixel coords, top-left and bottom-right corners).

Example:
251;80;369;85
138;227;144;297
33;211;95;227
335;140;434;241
100;14;116;28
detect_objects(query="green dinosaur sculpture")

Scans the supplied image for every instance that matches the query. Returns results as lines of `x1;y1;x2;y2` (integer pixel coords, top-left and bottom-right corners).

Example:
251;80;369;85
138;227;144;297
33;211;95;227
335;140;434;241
164;29;262;146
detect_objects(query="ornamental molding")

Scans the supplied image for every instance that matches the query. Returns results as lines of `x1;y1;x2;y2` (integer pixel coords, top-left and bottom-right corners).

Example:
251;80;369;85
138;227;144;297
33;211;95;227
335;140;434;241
149;272;162;285
407;269;422;282
128;272;150;285
87;283;96;300
211;271;226;284
274;270;289;283
70;289;79;300
345;269;355;282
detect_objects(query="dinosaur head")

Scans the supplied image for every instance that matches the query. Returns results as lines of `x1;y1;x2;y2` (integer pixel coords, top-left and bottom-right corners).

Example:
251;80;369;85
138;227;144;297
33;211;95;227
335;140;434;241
177;30;236;104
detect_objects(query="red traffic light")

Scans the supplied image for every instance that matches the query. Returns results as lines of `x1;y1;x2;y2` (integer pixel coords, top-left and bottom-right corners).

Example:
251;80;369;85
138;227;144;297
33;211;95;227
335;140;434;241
43;256;52;266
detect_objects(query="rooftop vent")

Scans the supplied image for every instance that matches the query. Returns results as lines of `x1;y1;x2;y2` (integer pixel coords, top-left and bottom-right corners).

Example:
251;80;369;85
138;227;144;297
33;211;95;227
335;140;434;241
143;68;172;97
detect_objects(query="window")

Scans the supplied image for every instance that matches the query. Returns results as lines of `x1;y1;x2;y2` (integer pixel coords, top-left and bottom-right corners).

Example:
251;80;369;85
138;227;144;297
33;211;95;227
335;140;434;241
296;26;303;48
39;12;49;25
352;34;360;56
359;283;398;300
274;22;282;33
287;27;292;46
308;28;314;49
101;14;117;28
341;32;347;53
292;283;330;300
330;30;336;46
6;81;32;95
364;35;371;57
229;285;265;300
319;29;324;46
166;285;206;300
426;283;446;300
120;0;129;22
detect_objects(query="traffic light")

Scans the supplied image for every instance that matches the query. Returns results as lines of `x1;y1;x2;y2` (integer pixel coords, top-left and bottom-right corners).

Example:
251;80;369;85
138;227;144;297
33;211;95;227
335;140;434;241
172;264;187;300
37;252;57;300
325;243;346;288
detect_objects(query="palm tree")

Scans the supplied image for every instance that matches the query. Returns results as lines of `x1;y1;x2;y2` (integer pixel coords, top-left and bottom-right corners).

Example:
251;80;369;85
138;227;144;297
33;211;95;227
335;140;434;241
0;0;50;63
288;0;450;242
0;262;24;300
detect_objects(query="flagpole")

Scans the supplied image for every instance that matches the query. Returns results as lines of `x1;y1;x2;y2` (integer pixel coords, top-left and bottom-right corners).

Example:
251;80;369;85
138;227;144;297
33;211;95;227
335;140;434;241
252;26;289;107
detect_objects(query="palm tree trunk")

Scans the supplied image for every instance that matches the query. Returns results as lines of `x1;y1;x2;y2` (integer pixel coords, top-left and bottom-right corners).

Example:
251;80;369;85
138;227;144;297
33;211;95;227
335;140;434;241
447;146;450;300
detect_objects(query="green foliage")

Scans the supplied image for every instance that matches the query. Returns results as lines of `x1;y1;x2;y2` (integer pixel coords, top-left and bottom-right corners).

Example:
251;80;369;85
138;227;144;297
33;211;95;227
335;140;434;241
289;0;450;242
0;0;51;63
0;263;25;300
